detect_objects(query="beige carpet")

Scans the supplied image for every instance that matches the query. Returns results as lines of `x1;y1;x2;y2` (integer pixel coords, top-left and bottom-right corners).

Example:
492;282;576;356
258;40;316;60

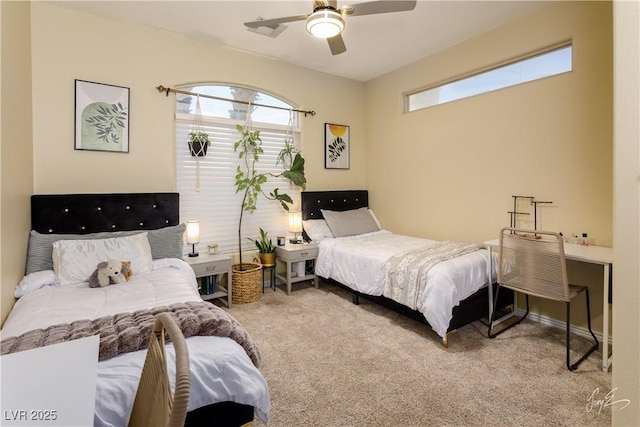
227;280;612;427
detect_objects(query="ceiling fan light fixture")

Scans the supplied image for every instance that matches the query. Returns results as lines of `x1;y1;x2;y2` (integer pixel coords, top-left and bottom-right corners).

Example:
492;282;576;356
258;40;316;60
306;9;345;39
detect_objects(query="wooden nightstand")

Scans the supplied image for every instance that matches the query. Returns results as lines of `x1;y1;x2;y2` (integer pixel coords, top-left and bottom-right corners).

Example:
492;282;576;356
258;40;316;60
275;243;319;295
183;253;232;308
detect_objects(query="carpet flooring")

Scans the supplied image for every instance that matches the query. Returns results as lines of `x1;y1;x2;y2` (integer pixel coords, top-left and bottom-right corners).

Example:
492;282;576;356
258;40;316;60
227;280;612;427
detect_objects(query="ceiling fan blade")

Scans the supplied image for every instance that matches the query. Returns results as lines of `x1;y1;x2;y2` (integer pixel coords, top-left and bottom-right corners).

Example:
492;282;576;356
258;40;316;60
244;14;308;29
327;34;347;55
342;0;417;17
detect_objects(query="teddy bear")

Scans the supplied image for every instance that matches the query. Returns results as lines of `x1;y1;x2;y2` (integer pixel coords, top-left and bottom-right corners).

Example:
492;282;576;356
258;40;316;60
88;259;133;288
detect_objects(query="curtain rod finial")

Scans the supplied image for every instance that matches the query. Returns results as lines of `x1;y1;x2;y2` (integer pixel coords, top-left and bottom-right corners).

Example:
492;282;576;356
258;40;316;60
156;85;170;96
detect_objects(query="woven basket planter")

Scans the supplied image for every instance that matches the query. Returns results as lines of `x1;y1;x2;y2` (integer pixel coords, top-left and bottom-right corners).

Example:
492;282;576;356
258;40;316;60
232;262;263;304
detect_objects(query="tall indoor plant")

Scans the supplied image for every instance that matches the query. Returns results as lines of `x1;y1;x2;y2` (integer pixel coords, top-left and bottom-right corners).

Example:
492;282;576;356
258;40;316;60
234;124;306;269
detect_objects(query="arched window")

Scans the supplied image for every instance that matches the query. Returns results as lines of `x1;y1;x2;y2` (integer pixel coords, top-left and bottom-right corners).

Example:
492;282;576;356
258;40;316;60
175;84;301;254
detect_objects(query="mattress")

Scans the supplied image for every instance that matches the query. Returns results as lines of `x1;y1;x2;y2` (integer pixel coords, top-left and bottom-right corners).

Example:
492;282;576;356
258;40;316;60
315;230;495;338
0;258;270;426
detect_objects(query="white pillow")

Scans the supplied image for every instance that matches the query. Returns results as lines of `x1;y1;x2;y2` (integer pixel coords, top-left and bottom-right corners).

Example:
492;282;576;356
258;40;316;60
15;270;56;298
303;219;334;242
52;232;153;285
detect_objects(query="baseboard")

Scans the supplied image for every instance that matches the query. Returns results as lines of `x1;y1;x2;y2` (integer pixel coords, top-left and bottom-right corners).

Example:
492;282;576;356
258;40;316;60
515;308;612;345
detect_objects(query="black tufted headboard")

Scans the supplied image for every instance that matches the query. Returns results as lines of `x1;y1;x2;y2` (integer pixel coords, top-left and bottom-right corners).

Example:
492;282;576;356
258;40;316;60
301;190;369;221
31;193;179;234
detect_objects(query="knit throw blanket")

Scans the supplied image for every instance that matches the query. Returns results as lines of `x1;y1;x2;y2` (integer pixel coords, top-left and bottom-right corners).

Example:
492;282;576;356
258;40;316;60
0;301;261;367
382;242;483;310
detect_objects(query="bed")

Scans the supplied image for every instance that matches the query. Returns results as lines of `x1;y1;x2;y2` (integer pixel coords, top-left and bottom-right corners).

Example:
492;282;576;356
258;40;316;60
302;190;510;346
0;193;269;427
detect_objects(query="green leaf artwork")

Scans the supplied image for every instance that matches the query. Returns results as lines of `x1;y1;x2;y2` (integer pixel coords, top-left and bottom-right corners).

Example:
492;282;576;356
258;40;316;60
328;137;346;162
82;102;128;145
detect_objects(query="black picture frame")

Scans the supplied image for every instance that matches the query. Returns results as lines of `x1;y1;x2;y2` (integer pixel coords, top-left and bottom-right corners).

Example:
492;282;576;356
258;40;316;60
324;123;350;169
74;79;130;153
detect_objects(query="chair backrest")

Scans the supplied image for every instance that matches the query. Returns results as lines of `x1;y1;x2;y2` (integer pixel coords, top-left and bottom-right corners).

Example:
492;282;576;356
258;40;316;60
128;312;191;427
497;227;570;302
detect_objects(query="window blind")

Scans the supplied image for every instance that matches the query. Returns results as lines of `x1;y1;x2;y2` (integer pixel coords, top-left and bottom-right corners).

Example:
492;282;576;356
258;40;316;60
175;116;301;255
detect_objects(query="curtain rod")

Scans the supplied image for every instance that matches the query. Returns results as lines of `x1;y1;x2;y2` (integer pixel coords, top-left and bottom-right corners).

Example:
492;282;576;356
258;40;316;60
156;85;316;117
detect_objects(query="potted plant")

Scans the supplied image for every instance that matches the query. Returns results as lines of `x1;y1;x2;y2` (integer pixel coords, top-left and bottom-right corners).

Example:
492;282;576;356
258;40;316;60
232;124;306;303
188;130;210;157
247;227;276;266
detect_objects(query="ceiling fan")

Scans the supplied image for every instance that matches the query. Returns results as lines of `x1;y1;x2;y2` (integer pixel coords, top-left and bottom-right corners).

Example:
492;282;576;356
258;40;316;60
244;1;417;55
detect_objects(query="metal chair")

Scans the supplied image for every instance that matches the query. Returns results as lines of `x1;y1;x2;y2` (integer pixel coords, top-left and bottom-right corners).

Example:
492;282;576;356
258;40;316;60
128;313;191;427
488;227;598;371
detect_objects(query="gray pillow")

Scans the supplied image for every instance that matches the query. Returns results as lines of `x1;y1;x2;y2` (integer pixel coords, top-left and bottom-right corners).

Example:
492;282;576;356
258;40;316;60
321;207;380;238
26;223;186;274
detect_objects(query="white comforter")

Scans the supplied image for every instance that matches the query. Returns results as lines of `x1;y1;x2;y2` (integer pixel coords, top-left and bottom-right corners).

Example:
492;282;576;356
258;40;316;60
315;230;495;339
1;259;270;426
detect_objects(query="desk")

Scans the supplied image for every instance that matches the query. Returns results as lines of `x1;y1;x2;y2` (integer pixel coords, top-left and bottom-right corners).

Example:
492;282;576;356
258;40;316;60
0;335;99;426
485;239;613;372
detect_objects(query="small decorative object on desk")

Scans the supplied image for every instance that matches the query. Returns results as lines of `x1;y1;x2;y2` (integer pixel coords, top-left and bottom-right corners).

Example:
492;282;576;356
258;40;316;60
208;243;218;254
277;236;286;246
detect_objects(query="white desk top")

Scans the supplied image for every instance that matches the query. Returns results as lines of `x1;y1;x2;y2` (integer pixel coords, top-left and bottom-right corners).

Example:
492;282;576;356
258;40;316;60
0;335;99;426
484;239;613;265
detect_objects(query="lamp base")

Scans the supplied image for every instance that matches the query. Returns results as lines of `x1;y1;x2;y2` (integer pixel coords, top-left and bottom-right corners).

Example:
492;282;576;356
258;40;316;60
188;243;199;257
289;239;302;244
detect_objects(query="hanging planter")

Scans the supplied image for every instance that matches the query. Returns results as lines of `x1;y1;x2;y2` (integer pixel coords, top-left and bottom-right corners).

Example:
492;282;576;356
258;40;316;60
188;131;210;157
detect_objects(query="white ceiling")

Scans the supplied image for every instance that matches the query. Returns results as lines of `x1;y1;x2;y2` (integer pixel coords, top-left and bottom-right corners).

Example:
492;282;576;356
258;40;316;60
53;0;552;82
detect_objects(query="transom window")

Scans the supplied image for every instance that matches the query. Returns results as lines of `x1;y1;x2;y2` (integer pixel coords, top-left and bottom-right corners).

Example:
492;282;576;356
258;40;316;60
175;84;301;254
406;43;573;112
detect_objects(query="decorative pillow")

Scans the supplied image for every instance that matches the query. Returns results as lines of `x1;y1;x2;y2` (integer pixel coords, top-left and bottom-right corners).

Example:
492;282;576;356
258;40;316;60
145;223;186;259
52;233;153;285
321;207;380;238
303;219;334;242
26;224;185;275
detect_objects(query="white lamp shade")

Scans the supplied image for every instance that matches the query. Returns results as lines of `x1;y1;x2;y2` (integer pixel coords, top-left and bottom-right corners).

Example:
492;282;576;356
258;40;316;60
288;212;303;233
306;9;345;38
186;221;200;244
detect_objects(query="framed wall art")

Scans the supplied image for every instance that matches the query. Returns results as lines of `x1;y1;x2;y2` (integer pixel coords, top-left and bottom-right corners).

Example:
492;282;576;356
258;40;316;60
324;123;350;169
74;79;130;153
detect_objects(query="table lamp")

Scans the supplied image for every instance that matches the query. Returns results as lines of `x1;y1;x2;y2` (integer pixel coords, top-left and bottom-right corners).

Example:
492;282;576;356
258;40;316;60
186;220;200;257
288;211;303;244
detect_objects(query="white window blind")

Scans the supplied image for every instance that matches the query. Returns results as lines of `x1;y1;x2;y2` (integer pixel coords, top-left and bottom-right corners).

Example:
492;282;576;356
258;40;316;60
175;114;301;255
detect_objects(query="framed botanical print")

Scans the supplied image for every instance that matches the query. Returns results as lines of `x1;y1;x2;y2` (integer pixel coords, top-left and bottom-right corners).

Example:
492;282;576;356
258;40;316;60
324;123;349;169
74;79;130;153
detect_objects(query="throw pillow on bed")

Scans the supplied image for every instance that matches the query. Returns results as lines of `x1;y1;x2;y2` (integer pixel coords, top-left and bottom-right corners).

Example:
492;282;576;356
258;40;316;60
52;232;153;285
321;207;380;238
302;219;334;242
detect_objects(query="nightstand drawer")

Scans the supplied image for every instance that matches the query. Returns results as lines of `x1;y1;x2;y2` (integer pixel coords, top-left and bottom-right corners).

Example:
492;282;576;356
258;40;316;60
276;245;319;261
190;259;230;277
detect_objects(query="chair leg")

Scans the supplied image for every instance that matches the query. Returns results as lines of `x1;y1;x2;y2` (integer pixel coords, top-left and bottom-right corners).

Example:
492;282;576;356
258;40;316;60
566;289;599;371
488;287;529;338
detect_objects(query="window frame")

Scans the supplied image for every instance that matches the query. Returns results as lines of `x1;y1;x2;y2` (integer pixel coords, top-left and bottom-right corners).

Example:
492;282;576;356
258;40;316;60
405;41;573;112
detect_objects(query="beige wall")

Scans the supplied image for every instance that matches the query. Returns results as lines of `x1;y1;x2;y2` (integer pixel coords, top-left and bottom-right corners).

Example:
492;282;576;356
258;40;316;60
0;2;367;322
29;2;366;194
613;1;640;424
1;1;33;325
364;1;613;334
365;1;612;246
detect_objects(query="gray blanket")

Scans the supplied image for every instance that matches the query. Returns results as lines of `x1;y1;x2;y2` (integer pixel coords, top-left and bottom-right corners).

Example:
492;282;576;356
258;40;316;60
0;301;261;367
382;241;483;310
